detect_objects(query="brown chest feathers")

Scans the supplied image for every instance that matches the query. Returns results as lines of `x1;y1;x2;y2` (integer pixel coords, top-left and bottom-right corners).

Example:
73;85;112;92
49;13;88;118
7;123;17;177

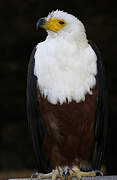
37;85;98;168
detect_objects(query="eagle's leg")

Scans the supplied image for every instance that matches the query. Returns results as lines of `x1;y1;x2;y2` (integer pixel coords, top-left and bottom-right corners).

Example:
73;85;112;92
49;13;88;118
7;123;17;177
69;166;97;180
37;166;63;180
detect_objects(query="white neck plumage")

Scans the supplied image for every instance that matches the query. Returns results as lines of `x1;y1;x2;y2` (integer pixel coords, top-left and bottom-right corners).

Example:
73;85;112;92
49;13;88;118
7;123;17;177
34;35;97;105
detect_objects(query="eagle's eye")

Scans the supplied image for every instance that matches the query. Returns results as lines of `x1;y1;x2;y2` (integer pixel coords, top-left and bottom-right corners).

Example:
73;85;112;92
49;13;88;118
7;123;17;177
59;21;65;24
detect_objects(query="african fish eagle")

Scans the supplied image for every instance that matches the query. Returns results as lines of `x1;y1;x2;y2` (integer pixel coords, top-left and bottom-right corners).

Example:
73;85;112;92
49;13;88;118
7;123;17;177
27;10;108;180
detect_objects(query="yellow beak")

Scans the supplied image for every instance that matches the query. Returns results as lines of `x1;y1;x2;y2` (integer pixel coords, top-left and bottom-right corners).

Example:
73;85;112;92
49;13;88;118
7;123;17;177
36;17;66;32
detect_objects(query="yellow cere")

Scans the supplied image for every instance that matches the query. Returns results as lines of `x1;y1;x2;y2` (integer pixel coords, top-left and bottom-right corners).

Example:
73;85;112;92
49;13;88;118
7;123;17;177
45;18;66;32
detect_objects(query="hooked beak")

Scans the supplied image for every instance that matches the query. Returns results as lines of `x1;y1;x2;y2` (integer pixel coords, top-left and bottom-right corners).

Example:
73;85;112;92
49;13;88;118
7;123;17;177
36;18;46;30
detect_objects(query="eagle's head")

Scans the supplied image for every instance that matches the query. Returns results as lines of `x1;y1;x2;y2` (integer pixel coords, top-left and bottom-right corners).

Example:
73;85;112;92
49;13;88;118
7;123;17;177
36;10;87;42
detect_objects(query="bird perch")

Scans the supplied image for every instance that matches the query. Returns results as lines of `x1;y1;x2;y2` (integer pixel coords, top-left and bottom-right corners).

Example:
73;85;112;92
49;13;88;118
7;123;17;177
8;176;117;180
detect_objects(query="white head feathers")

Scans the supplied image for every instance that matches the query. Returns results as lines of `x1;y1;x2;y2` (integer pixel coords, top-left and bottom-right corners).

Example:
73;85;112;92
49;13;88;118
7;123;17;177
34;10;97;104
46;10;87;42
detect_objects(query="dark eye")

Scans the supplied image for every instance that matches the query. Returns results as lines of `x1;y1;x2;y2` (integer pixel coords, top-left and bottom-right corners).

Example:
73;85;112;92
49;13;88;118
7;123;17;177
59;21;65;24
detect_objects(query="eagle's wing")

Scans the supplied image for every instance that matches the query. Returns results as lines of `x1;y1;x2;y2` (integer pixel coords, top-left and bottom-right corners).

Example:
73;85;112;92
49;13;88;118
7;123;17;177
90;41;108;170
27;47;51;173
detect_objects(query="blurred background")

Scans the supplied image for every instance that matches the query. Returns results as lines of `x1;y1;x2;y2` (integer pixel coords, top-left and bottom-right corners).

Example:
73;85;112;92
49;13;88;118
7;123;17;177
0;0;117;179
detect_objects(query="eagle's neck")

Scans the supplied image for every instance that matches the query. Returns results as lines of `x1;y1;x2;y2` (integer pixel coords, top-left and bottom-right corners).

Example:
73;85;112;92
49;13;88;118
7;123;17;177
34;37;97;105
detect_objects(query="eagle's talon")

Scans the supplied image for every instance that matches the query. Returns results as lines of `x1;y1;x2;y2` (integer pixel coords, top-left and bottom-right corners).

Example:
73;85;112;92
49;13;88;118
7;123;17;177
69;166;97;179
62;166;70;180
94;170;103;176
36;167;63;180
31;172;39;179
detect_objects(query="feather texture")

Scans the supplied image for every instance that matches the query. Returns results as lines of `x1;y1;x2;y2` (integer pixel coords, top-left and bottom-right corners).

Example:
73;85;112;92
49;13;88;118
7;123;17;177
34;39;97;104
27;41;108;171
27;9;108;173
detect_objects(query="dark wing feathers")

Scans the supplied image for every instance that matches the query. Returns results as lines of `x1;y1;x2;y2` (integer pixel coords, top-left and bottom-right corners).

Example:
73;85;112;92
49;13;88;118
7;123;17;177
27;42;108;171
27;47;51;173
90;41;108;170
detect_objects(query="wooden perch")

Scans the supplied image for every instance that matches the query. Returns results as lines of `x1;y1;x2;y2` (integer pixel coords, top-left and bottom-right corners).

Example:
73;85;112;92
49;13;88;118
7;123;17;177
8;176;117;180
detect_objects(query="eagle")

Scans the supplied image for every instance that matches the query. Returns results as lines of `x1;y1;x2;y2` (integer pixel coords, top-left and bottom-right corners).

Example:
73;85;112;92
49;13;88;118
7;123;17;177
27;10;108;180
